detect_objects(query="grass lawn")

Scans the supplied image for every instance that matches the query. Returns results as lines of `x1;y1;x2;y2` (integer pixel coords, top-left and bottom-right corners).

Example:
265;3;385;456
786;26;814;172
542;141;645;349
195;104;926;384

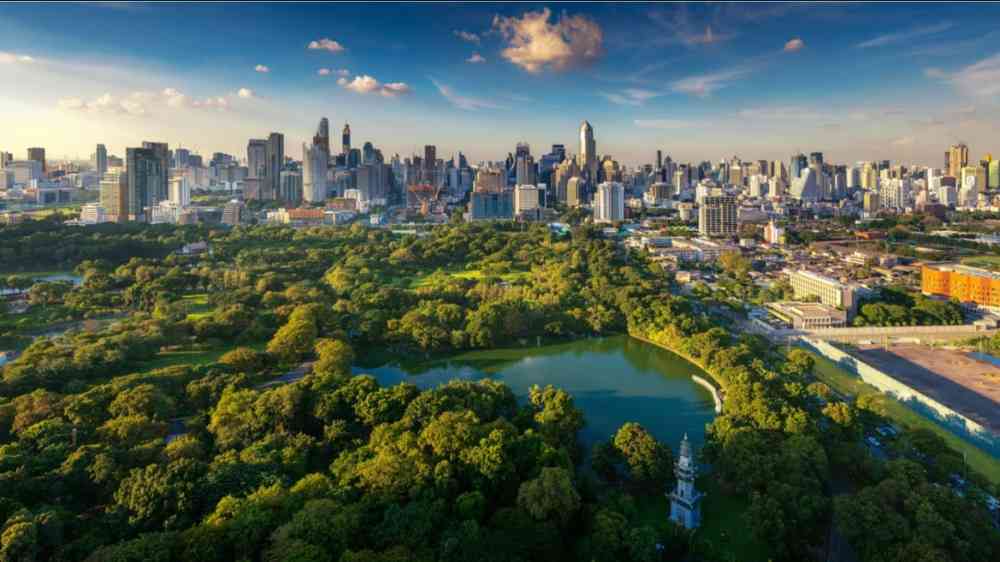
633;478;770;562
134;341;266;374
960;255;1000;271
181;293;213;321
0;270;76;279
805;350;1000;485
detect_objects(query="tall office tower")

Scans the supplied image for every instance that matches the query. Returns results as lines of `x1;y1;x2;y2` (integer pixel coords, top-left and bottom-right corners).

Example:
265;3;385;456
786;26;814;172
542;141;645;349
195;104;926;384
566;176;584;207
141;141;169;204
342;123;351;156
423;145;437;182
314;117;330;160
279;170;304;204
698;195;738;237
515;141;530;160
362;142;376;165
222;200;246;226
513;184;546;216
473;167;505;193
302;142;329;203
174;148;191;168
0;152;12;168
553;157;581;203
264;133;284;200
99;170;127;222
863;191;880;214
947;143;968;179
808;152;824;167
579;121;597;183
515;155;536;185
989;160;1000;190
594;181;624;223
126;147;166;221
247;139;268;179
790;153;807;181
95;144;108;175
656;150;663;170
26;147;46;173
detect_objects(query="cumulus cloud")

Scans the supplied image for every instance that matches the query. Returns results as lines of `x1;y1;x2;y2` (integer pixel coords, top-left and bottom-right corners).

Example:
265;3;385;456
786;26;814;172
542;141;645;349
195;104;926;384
161;87;232;110
671;67;750;97
856;22;952;49
0;51;34;64
454;30;480;43
633;119;691;129
338;74;411;97
308;38;346;53
601;88;660;107
255;64;270;73
466;53;486;64
492;7;603;73
783;38;805;52
237;87;256;99
431;78;505;111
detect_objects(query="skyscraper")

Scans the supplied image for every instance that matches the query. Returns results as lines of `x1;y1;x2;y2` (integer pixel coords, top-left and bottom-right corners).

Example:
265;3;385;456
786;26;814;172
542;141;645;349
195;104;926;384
314;117;330;160
790;153;807;181
594;181;624;222
141;141;169;204
342;123;351;156
947;143;969;179
302;142;329;203
99;170;127;222
95;144;108;175
247;139;268;179
266;133;284;200
27;147;46;173
579;121;597;183
423;145;437;183
126;147;166;221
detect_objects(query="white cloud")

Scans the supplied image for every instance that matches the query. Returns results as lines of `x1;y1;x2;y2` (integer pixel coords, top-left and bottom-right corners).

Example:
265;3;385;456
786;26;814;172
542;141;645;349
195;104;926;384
783;38;805;52
237;87;256;99
601;88;660;107
317;68;349;76
308;38;346;53
671;67;750;97
737;105;826;121
317;68;331;76
856;22;952;49
492;7;603;73
634;119;691;129
947;53;1000;98
431;78;505;111
454;30;480;44
57;92;148;115
0;51;35;64
339;75;412;97
255;64;270;73
466;53;486;64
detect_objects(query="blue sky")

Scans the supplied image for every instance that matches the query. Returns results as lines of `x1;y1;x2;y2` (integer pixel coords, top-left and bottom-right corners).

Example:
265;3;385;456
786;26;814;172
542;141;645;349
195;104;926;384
2;2;999;167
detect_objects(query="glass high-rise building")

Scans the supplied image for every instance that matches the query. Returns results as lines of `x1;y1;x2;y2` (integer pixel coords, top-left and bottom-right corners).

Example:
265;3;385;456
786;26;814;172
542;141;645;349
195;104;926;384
126;147;166;221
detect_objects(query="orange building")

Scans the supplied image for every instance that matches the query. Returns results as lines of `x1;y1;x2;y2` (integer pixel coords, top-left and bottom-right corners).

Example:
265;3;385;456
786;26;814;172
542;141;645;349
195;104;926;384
921;264;1000;308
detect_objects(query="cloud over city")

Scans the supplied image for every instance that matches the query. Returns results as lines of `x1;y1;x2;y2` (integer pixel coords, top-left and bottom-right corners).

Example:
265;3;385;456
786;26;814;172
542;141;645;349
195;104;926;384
492;8;603;73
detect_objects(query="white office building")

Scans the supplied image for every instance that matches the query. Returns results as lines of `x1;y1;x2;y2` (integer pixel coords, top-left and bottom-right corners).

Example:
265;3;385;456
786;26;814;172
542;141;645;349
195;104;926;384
594;181;624;222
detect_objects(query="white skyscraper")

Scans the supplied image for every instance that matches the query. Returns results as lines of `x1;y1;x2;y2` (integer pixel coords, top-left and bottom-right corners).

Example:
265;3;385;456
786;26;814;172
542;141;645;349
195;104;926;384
579;121;597;183
303;142;329;203
168;176;190;207
594;181;624;222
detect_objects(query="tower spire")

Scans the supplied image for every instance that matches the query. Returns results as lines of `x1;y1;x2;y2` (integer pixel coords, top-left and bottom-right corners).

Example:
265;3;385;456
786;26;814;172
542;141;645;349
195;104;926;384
669;434;703;530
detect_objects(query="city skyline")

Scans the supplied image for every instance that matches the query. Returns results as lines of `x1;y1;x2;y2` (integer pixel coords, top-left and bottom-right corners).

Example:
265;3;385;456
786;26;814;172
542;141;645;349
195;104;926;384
3;3;1000;165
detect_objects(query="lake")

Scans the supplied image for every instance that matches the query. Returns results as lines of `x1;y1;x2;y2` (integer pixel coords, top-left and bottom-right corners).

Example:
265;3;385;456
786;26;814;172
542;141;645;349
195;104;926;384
354;335;717;449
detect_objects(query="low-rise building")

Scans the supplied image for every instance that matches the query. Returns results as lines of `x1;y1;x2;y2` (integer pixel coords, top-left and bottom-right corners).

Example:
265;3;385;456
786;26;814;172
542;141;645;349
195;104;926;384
767;301;847;329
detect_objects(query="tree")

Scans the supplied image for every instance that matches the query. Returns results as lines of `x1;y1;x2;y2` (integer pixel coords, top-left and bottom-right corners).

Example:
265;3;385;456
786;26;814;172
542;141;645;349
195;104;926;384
516;467;581;526
267;311;318;364
219;347;267;373
528;385;584;448
612;423;673;493
313;339;354;378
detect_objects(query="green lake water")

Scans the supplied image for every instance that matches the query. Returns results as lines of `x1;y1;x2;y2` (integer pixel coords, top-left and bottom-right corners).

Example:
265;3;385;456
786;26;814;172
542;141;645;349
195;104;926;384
355;335;717;448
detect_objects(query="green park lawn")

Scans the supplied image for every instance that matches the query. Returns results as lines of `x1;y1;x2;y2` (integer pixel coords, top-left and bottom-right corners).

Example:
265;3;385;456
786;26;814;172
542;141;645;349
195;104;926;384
805;350;1000;484
960;255;1000;271
135;341;266;375
405;267;529;289
181;293;213;320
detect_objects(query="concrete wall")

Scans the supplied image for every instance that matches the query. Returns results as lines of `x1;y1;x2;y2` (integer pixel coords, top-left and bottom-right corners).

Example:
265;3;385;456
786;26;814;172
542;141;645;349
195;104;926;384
799;337;1000;456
